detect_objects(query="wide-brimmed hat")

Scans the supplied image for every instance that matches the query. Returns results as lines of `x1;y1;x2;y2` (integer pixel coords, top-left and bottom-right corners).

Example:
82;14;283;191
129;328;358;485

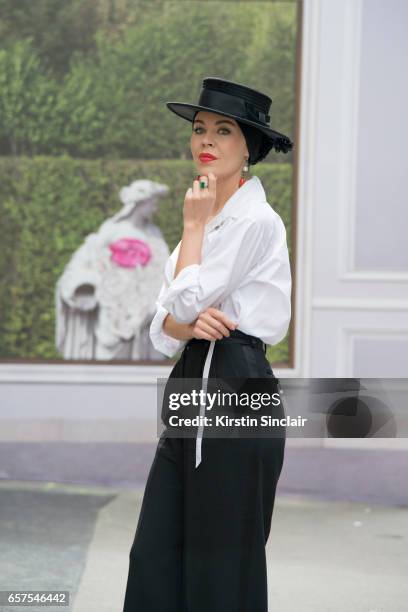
166;77;294;159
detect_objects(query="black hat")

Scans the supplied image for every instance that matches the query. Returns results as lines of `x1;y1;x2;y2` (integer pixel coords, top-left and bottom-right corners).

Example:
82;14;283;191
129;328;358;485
166;77;294;162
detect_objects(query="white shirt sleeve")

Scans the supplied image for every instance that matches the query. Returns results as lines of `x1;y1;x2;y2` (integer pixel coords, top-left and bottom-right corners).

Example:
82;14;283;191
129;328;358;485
149;278;188;358
160;217;269;324
240;214;292;346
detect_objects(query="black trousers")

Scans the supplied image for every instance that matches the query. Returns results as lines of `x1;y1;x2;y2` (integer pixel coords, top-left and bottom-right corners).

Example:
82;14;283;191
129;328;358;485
123;330;286;612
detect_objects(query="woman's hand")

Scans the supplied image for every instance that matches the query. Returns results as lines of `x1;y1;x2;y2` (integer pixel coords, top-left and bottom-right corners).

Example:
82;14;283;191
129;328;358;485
191;307;237;341
183;172;217;227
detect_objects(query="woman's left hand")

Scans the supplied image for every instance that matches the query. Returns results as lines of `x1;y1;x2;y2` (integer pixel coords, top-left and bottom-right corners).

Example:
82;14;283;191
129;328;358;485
183;172;217;227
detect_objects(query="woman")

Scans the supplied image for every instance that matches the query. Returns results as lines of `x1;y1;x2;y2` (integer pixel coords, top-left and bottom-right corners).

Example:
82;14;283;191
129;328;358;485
123;77;293;612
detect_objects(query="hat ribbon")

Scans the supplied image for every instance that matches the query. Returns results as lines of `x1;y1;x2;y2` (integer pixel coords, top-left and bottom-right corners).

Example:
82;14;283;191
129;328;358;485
198;88;270;126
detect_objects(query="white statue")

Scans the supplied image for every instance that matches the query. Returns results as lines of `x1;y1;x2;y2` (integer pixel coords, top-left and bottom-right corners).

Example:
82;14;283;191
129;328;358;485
55;179;170;360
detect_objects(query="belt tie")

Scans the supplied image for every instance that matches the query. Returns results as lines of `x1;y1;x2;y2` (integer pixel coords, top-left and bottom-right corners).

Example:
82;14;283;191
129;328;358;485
192;329;267;469
195;339;215;468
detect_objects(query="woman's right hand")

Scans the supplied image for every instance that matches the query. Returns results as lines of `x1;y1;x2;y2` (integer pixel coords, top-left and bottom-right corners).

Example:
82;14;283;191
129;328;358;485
191;307;237;341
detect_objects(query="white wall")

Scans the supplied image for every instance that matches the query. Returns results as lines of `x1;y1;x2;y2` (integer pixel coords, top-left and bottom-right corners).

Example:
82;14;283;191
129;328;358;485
297;0;408;381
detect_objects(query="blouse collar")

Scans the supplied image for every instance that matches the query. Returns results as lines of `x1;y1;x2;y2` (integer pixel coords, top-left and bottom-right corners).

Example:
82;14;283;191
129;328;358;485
204;175;266;233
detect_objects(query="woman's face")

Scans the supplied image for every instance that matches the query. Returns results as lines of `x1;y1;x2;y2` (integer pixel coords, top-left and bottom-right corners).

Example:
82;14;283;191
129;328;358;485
190;110;249;179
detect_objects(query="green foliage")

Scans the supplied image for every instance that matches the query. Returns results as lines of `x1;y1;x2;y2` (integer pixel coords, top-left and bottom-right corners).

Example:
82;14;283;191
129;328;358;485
0;1;297;160
0;39;60;155
0;0;99;77
0;157;293;363
0;0;296;364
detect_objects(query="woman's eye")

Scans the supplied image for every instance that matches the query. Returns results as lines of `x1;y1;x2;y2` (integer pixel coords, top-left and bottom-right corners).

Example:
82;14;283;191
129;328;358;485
193;127;230;134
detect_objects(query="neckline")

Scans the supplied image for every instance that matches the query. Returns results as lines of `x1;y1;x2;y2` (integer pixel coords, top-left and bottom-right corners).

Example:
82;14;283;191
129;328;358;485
205;176;258;232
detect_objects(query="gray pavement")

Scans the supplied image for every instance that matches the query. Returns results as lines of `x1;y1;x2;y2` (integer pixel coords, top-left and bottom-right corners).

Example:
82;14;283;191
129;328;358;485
0;480;407;612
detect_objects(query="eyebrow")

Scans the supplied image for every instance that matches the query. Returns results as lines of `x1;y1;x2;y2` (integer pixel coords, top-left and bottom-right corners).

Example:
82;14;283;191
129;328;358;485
193;118;236;127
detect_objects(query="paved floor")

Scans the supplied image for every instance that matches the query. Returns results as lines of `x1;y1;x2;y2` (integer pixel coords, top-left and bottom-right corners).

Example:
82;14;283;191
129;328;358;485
0;480;407;612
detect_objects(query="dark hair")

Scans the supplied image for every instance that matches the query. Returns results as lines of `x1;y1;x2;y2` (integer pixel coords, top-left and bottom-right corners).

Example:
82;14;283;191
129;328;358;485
237;121;293;163
237;121;265;165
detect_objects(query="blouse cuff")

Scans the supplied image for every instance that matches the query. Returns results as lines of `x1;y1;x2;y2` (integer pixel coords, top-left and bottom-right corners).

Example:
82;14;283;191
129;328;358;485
149;303;187;358
160;264;201;323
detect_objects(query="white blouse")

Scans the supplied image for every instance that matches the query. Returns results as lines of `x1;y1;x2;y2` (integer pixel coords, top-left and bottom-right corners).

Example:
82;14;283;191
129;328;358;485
149;174;292;358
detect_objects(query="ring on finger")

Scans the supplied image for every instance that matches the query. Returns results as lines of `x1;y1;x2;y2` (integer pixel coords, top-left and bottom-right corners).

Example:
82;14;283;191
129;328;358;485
197;174;208;189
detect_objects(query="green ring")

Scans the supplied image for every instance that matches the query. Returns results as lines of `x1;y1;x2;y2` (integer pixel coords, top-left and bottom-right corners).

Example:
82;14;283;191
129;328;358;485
200;180;207;189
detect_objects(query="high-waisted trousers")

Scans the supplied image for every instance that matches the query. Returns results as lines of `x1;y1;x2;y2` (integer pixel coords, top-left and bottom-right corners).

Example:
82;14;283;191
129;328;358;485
122;329;286;612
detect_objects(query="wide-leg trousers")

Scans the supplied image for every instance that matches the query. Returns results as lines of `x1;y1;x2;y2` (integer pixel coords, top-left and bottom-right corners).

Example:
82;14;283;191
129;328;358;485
123;329;286;612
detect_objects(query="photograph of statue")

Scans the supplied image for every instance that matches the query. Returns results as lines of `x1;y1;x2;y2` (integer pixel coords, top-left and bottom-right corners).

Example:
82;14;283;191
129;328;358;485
55;179;170;360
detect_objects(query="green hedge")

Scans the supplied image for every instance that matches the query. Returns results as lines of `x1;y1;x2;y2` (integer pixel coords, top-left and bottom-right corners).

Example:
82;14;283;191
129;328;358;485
0;156;292;364
0;2;297;160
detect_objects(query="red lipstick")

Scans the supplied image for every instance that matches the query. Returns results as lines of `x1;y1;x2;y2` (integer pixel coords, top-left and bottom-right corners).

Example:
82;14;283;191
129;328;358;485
199;153;218;162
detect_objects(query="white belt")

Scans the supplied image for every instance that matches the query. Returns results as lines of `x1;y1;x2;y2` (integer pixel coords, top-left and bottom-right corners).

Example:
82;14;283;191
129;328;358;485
195;339;216;468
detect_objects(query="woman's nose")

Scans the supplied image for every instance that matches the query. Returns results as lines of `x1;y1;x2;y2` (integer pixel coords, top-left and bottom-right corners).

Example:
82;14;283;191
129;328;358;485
201;133;215;145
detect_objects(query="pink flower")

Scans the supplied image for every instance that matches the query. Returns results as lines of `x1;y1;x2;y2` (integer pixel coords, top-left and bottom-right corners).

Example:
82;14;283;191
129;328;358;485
108;238;152;268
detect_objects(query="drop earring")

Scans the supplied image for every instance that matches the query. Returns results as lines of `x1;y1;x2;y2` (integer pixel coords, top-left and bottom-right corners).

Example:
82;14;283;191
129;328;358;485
239;157;249;187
